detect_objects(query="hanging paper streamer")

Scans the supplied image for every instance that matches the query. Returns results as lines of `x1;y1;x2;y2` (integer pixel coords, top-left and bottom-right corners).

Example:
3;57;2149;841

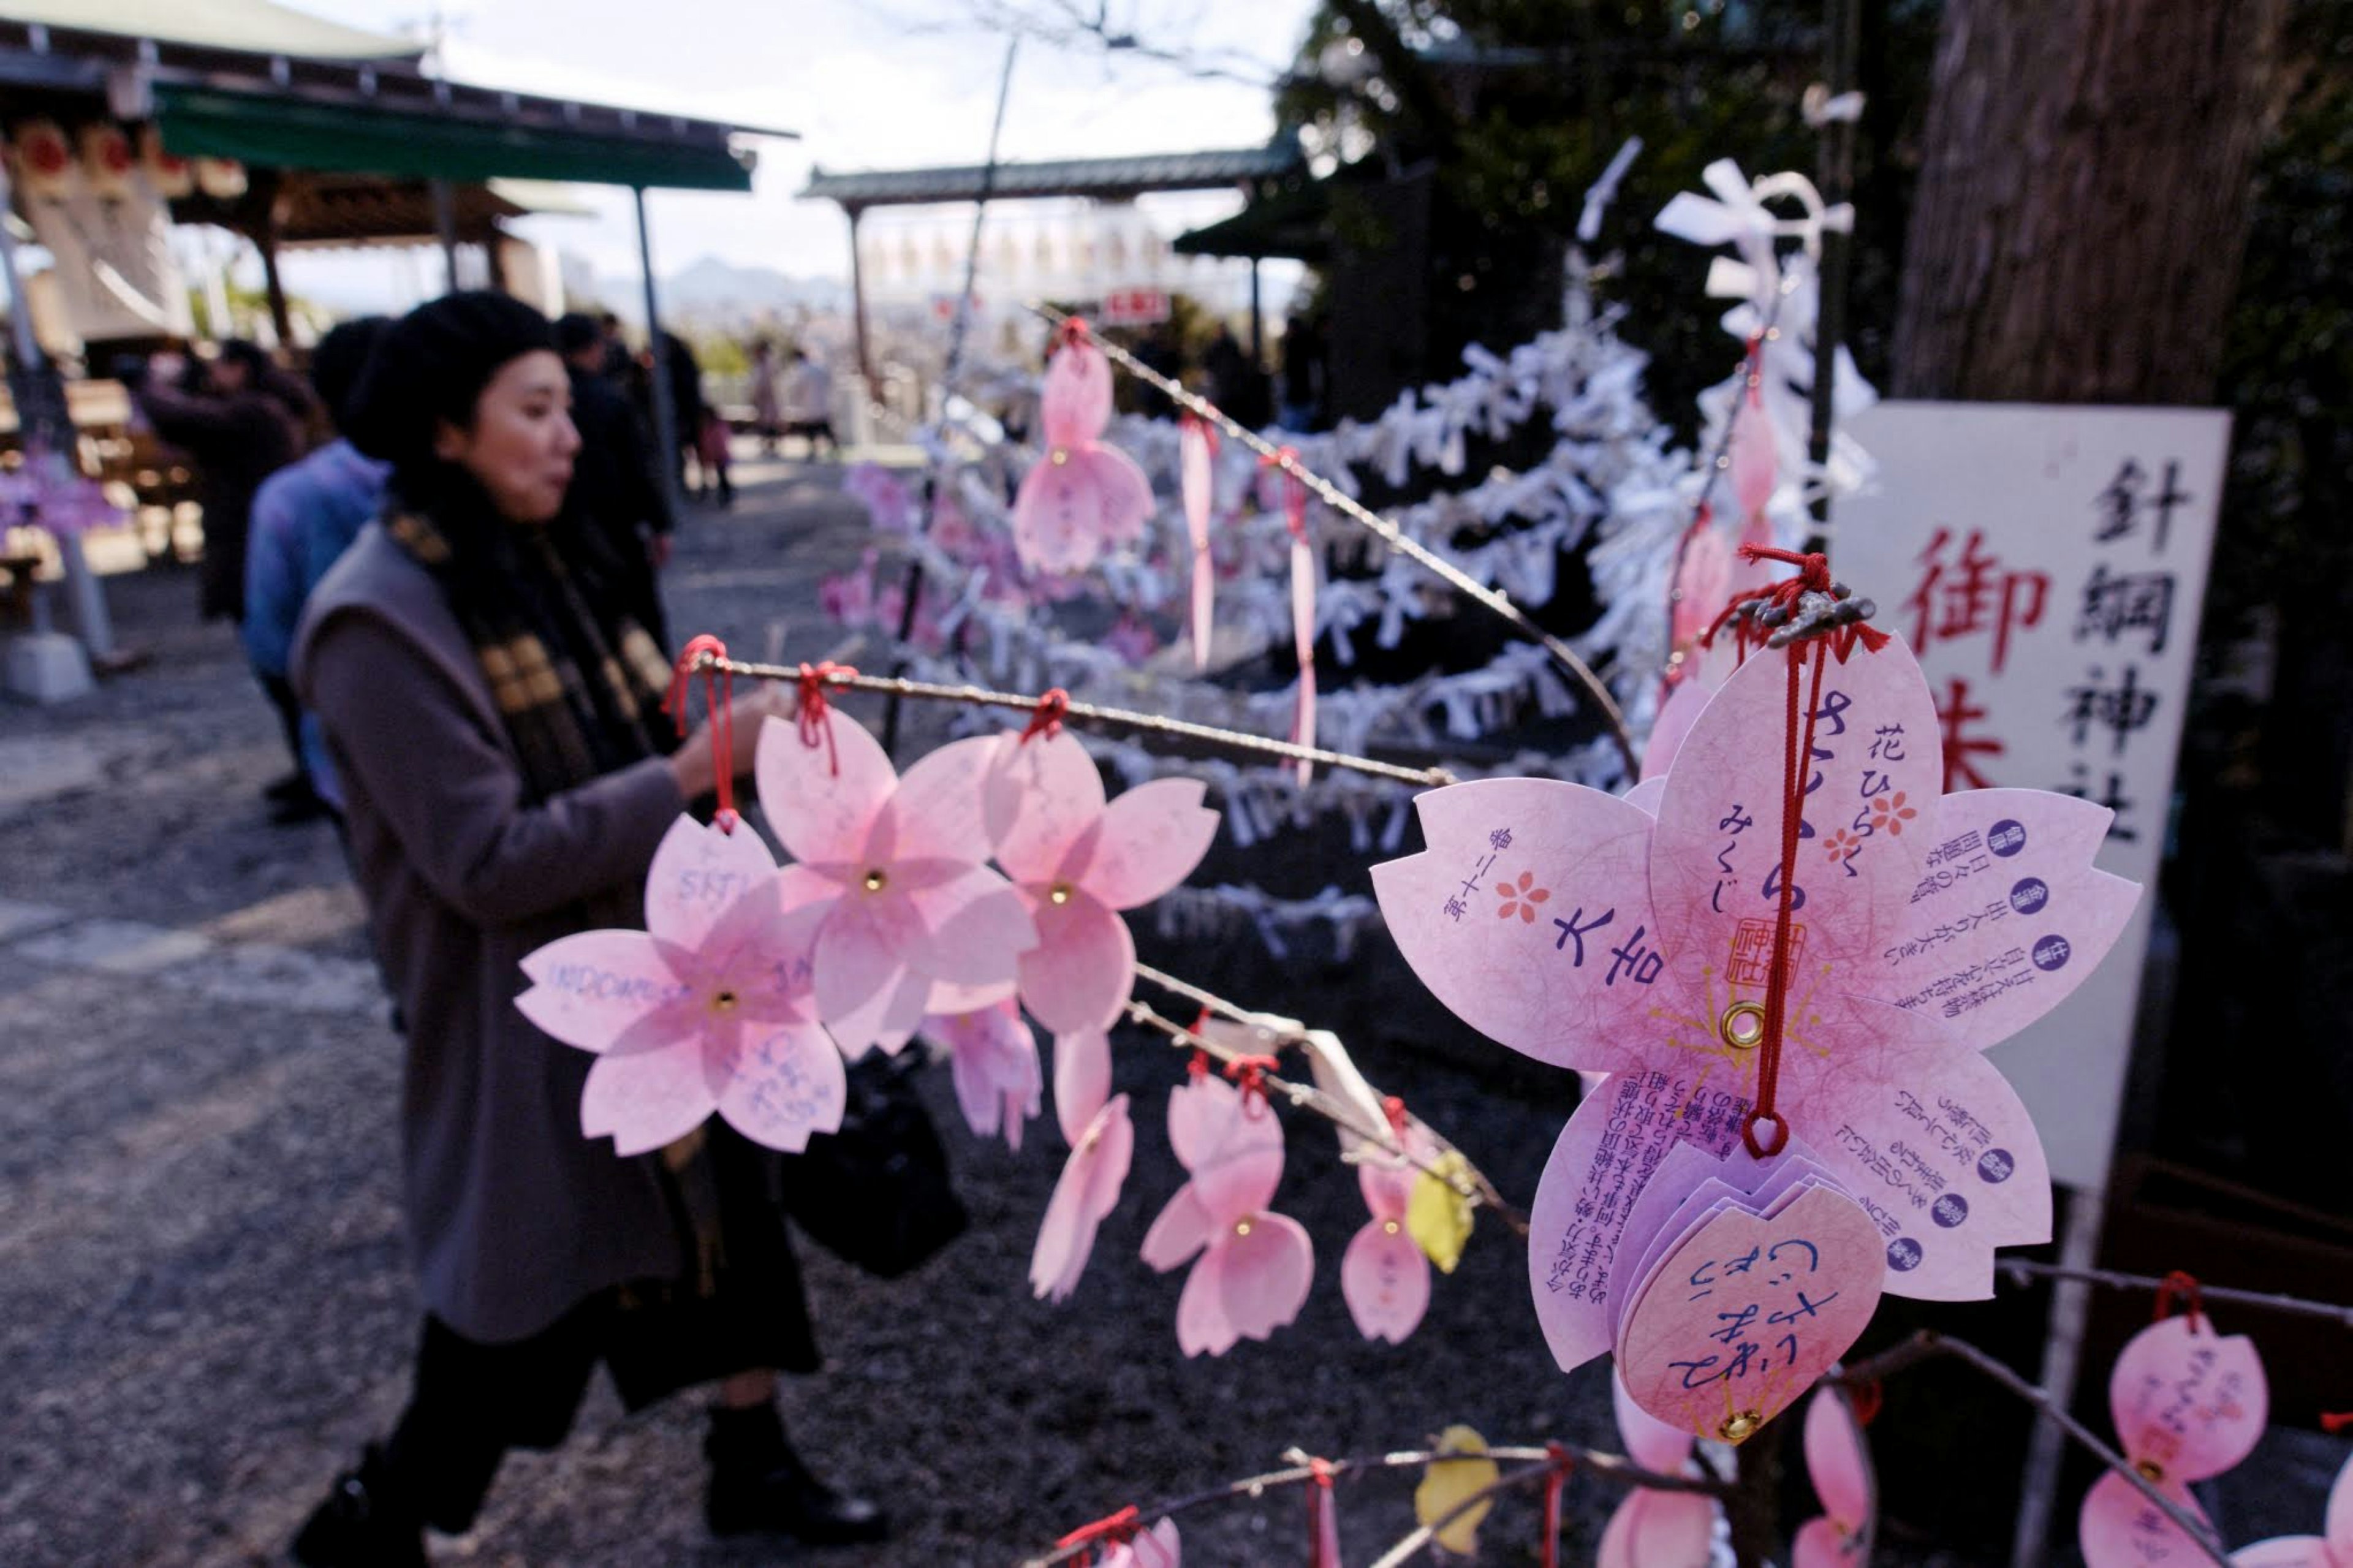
982;725;1220;1036
1265;452;1318;786
2078;1292;2267;1568
1371;601;2143;1437
1180;415;1218;669
1011;319;1154;574
1791;1384;1876;1568
517;816;849;1156
754;705;1037;1058
1140;1072;1314;1356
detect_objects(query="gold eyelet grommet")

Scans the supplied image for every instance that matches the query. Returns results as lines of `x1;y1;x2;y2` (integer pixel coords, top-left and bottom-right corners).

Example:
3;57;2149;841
1720;999;1768;1050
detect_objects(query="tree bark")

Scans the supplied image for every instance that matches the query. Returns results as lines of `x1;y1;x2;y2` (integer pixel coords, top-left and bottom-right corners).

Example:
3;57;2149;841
1892;0;2287;403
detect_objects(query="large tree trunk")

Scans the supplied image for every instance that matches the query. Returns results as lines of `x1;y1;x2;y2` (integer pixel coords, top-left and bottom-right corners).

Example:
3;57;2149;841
1892;0;2287;403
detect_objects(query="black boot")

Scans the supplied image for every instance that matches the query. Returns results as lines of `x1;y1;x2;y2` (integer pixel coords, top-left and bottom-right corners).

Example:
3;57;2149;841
704;1403;888;1545
290;1445;428;1567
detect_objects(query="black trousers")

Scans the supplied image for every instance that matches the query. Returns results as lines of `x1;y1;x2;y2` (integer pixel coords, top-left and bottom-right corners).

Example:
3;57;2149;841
382;1126;820;1531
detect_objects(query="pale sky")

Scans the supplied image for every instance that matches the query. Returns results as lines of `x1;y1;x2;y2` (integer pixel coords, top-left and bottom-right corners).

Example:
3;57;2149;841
276;0;1319;296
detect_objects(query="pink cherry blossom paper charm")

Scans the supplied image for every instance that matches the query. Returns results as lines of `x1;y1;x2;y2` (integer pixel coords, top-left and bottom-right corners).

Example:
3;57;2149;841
1372;625;2143;1434
1791;1384;1875;1568
1013;324;1154;574
1140;1074;1314;1356
1341;1134;1433;1344
518;814;847;1155
922;997;1042;1151
982;727;1219;1036
1031;1093;1135;1303
755;706;1037;1058
2080;1303;2266;1568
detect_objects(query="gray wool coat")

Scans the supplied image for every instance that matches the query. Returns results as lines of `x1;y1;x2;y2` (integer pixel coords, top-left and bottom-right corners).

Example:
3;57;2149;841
294;523;688;1343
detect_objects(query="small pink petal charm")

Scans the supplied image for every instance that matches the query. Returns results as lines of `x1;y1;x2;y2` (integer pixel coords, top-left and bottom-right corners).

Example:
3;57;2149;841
1054;1028;1112;1145
1615;1186;1887;1441
1017;887;1136;1036
2109;1314;2268;1484
1597;1489;1717;1568
2080;1469;2216;1568
1791;1515;1857;1568
927;998;1042;1151
1102;1518;1183;1568
1802;1384;1874;1535
1615;1368;1696;1475
1040;331;1115;449
1012;444;1155;574
1031;1093;1134;1302
1181;417;1217;668
1341;1218;1430;1343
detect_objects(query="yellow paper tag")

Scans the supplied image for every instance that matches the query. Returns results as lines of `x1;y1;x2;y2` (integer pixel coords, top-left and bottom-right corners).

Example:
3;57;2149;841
1414;1424;1499;1555
1406;1152;1476;1274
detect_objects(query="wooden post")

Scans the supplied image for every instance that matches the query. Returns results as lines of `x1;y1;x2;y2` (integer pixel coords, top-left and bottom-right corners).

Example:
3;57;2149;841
846;202;873;391
256;169;294;346
633;185;683;517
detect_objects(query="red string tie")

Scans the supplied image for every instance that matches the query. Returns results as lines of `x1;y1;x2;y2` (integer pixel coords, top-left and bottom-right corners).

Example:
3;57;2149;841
1849;1379;1884;1428
1741;634;1827;1160
1306;1457;1338;1568
2153;1270;2205;1328
1382;1094;1409;1135
2319;1411;2353;1435
662;634;738;831
1540;1442;1575;1568
1223;1052;1279;1112
1055;1503;1139;1564
1261;447;1309;537
1053;316;1091;353
794;661;857;778
1023;687;1070;744
1188;1046;1211;1081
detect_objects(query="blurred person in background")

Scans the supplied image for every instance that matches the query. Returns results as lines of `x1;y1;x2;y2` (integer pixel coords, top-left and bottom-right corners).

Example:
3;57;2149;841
651;328;729;504
242;316;392;825
132;338;303;624
558;312;675;645
288;292;884;1567
781;347;835;460
748;338;783;455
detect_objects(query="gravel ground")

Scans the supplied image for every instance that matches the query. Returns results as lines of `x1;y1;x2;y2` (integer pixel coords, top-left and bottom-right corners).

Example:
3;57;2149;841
3;453;2340;1568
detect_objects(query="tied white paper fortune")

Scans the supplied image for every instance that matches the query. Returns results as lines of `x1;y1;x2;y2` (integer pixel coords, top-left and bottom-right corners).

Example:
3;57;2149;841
2079;1306;2268;1568
1180;415;1218;668
1012;323;1154;575
517;815;848;1156
1371;631;2143;1437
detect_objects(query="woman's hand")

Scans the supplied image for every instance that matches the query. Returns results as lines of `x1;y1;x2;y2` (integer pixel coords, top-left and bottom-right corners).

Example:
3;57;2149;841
668;683;788;802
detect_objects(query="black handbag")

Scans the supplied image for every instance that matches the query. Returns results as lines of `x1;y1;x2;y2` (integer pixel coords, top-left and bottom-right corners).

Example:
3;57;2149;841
778;1049;968;1278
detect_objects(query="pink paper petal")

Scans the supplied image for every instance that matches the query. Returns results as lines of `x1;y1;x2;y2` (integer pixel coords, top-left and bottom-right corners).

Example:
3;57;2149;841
1616;1185;1887;1441
1079;779;1219;911
1643;675;1715;782
1030;1094;1135;1302
1341;1219;1430;1343
1182;422;1215;668
2109;1315;2269;1483
754;706;898;868
1527;1074;1751;1376
1803;1384;1874;1529
1614;1368;1696;1475
1650;635;1942;1005
1055;1028;1112;1146
1670;526;1733;652
882;734;1001;867
985;729;1108;885
710;882;830;1017
1167;1073;1235;1171
1357;1152;1417;1222
1215;1210;1313;1342
1186;1087;1286;1227
813;895;931;1056
2230;1539;2333;1568
2329;1450;2353;1559
580;1031;716;1156
1142;1180;1216;1271
1597;1489;1718;1568
1040;337;1115;450
938;999;1042;1150
517;928;691;1053
1729;391;1778;521
1011;444;1152;574
1790;1515;1856;1568
1174;1243;1239;1357
1623;776;1669;814
927;975;1018;1014
1089;442;1156;544
1883;788;2142;1051
713;1019;849;1152
1780;992;2052;1299
1105;1519;1184;1568
1015;887;1137;1036
643;812;778;950
907;864;1039;984
2079;1469;2216;1568
1371;778;1663;1075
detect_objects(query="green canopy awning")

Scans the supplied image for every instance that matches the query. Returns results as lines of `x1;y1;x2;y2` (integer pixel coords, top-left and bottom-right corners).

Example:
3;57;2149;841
154;82;754;192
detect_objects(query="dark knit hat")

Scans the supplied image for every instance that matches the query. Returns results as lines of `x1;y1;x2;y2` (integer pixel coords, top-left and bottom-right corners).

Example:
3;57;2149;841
345;291;558;468
308;316;388;433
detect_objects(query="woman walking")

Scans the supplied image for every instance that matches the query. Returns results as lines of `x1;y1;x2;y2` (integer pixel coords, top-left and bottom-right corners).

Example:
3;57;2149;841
288;293;884;1565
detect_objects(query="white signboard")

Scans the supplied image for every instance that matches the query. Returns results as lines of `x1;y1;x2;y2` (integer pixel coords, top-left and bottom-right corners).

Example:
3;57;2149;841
1835;401;2229;1189
22;171;194;346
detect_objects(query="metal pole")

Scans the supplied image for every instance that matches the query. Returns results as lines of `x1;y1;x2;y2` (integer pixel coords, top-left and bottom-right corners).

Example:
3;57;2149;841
882;35;1018;754
847;204;873;391
431;178;460;290
2011;1188;2105;1568
0;157;112;665
1804;0;1860;553
633;184;683;520
1249;259;1263;367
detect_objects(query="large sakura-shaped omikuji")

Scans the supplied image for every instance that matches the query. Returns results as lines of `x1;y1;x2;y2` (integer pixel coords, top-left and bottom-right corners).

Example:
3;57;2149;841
756;705;1039;1057
1011;320;1155;574
1373;621;2142;1436
982;725;1221;1036
1140;1073;1316;1357
518;816;848;1155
